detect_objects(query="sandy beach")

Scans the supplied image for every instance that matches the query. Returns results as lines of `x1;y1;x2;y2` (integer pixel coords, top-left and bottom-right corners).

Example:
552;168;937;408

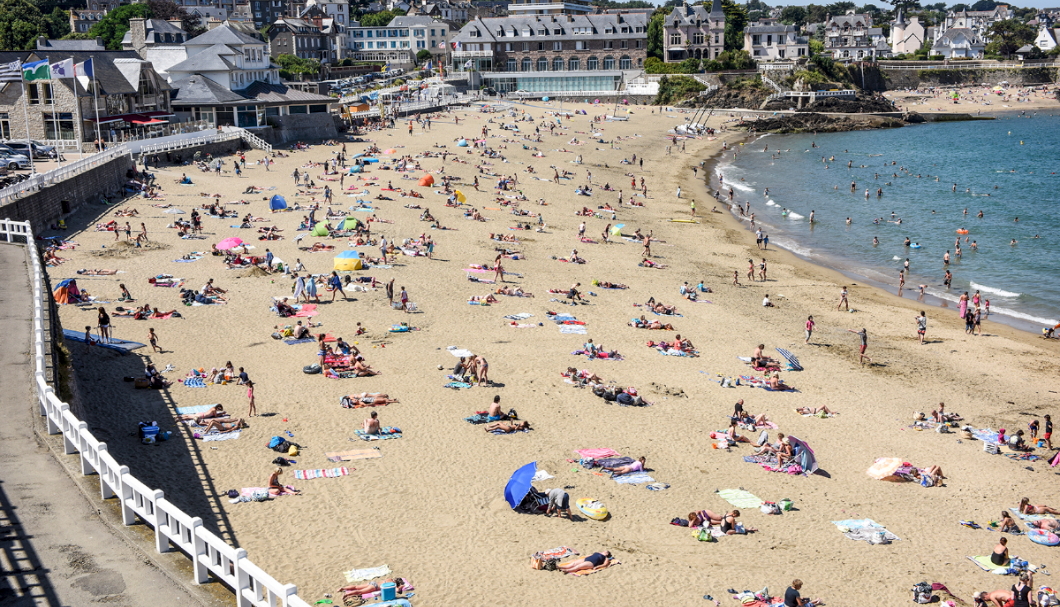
46;98;1060;606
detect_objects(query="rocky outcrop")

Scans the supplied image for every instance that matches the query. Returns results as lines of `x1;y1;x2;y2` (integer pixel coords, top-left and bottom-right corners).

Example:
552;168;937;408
797;94;898;113
747;112;906;133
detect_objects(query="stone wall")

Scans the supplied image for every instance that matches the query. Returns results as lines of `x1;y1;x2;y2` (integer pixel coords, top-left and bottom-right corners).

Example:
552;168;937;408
0;154;135;232
265;113;338;143
140;139;245;163
876;66;1060;90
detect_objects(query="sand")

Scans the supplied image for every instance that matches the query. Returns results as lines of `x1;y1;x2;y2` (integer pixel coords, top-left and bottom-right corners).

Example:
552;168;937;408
48;100;1060;606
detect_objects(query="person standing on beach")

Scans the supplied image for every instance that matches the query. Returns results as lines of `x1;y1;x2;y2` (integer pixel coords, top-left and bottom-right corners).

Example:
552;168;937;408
899;270;906;291
642;233;651;257
733;270;740;286
1044;415;1053;450
916;312;927;344
747;259;755;282
690;199;696;217
837;287;849;311
149;328;161;353
386;279;395;304
246;380;256;417
400;286;409;312
676;186;681;199
805;316;815;345
848;328;869;364
329;271;346;301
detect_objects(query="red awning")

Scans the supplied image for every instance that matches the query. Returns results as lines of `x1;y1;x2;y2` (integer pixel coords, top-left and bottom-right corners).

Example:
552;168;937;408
141;110;176;118
86;115;124;124
88;112;169;125
130;117;166;125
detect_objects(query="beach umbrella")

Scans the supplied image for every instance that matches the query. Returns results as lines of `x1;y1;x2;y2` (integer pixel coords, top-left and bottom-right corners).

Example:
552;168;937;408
789;436;818;475
542;96;550;102
216;237;244;250
454;190;466;203
867;457;903;480
610;223;624;237
504;461;537;509
418;174;435;187
311;222;330;237
269;194;287;211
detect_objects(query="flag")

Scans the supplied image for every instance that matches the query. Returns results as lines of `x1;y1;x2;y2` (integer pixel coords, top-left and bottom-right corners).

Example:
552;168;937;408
51;58;74;79
381;61;389;72
74;58;94;79
0;60;20;82
424;60;432;71
22;60;51;82
452;41;461;50
437;42;446;49
463;59;473;68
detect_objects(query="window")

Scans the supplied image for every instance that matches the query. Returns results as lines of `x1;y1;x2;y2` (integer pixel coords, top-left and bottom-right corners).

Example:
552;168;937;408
28;84;39;104
0;113;9;140
505;42;512;51
522;42;529;51
636;40;641;48
714;33;719;44
693;32;704;45
603;55;614;69
552;41;561;51
417;40;424;48
620;40;627;49
552;57;562;70
669;33;681;45
537;42;543;50
586;56;598;69
752;34;761;45
767;34;773;45
521;57;531;71
568;57;579;70
44;112;73;140
431;28;435;36
604;40;612;49
619;55;630;69
536;57;547;70
506;58;516;70
575;40;585;50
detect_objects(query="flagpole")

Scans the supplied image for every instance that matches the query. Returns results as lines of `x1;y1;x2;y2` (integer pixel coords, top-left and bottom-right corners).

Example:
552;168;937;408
50;81;62;167
73;77;84;160
20;79;34;174
92;76;102;151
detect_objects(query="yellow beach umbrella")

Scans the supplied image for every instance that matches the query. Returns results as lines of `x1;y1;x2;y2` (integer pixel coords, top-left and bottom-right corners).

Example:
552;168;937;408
455;190;467;203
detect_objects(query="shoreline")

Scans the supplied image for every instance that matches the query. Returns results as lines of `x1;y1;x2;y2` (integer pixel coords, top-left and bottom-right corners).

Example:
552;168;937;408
695;127;1053;342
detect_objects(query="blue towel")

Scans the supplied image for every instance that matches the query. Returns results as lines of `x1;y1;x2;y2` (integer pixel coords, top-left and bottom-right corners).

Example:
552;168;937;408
184;377;207;388
445;381;473;389
614;471;656;485
283;337;315;345
175;404;220;415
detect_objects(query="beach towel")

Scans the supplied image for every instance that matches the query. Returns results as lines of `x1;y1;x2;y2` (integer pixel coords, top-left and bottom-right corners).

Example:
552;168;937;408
293;304;318;318
531;469;554;482
614;471;655;485
283;337;315;345
972;428;1000;443
968;555;1012;574
355;427;402;441
1009;508;1059;522
716;489;764;509
344;565;391;584
201;430;241;441
533;546;576;560
325;449;382;462
504;313;533;320
560;325;588;334
175;404;220;415
650;311;683;317
658;349;696;357
445;381;474;389
293;467;350;480
574;448;621;459
832;519;901;542
447;346;474;358
183;377;207;388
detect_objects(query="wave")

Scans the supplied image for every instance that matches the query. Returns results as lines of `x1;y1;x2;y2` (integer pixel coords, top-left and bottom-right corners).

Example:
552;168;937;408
765;200;777;207
892;256;901;261
969;281;1021;298
987;304;1058;326
727;181;756;193
769;237;813;257
786;212;805;220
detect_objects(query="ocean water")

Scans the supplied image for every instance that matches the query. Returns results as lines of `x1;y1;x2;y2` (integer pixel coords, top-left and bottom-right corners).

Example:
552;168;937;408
713;113;1060;332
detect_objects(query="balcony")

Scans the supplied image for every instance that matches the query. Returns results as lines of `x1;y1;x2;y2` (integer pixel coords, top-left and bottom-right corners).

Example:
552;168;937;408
452;50;494;57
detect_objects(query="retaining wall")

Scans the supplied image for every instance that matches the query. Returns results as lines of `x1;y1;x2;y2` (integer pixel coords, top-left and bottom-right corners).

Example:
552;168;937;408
0;155;135;233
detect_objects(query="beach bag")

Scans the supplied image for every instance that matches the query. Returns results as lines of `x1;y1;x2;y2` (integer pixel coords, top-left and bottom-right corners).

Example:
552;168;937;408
139;422;159;444
616;392;634;406
340;396;355;408
530;556;558;571
760;502;781;515
695;528;716;542
912;582;933;603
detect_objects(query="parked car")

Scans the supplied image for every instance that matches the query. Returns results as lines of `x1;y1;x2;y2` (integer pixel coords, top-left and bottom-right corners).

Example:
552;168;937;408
0;151;30;169
6;140;55;159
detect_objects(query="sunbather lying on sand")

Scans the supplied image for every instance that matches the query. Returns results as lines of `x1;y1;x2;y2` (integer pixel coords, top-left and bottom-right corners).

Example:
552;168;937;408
564;367;604;384
344;393;399;406
178;404;227;423
1019;497;1060;515
339;578;408;598
77;269;118;275
496;286;533;297
629;316;675;330
485;420;531;433
200;418;246;433
795;406;835;416
604;456;645;475
558;551;612;574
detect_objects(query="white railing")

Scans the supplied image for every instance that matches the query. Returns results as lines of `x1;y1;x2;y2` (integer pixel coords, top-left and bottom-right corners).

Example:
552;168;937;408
0;219;314;607
232;128;273;153
0;145;130;207
451;50;494;58
879;61;1060;71
137;131;240;157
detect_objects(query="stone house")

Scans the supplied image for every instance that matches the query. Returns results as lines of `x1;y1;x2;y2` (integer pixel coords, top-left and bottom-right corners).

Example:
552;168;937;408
663;0;726;63
824;12;884;60
0;50;172;152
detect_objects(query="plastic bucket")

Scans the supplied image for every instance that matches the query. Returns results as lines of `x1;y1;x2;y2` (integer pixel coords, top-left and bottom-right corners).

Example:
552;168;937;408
779;499;793;511
380;582;397;601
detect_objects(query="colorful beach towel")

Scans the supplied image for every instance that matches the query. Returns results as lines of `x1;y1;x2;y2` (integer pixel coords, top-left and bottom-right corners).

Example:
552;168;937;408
968;555;1012;574
183;377;207;388
201;430;241;442
445;381;474;389
560;325;588;334
447;346;474;358
175;404;220;415
533;546;576;560
574;448;621;459
344;565;391;584
293;467;350;480
716;489;764;509
325;449;382;462
293;304;318;318
355;427;402;441
832;519;900;542
614;471;655;485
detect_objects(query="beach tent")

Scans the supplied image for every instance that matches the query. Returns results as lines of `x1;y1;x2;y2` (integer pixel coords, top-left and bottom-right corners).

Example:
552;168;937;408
311;222;330;237
334;250;362;271
504;462;537;509
610;223;624;237
789;436;819;475
418;174;435;187
456;139;468;147
269;194;287;211
347;165;362;174
454;190;466;203
342;217;361;231
52;278;81;304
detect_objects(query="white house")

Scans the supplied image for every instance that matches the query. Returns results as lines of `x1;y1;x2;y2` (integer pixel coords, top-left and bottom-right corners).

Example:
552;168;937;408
348;15;451;63
824;13;883;60
931;27;985;58
890;8;925;55
1033;18;1060;51
743;24;808;61
935;4;1011;42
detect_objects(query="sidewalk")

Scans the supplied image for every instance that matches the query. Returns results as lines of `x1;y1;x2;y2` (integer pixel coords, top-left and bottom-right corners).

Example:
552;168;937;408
0;243;223;606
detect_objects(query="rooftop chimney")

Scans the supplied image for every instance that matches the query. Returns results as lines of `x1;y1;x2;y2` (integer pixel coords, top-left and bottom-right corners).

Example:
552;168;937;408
129;17;147;56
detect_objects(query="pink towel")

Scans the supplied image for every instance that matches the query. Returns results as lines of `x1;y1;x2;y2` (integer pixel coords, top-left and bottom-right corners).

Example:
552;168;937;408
574;448;620;459
294;304;318;318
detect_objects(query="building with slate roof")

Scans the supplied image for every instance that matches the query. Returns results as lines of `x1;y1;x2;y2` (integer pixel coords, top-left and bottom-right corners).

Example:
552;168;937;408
743;24;808;61
663;0;725;63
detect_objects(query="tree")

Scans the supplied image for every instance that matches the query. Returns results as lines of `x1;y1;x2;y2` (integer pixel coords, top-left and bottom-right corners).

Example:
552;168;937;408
275;53;321;80
722;0;748;52
985;18;1034;58
90;3;151;50
678;57;700;73
826;2;856;14
358;9;403;27
0;0;47;50
809;38;825;56
806;4;829;24
718;49;754;69
416;49;432;63
779;6;807;26
970;0;996;11
647;10;665;60
147;0;203;37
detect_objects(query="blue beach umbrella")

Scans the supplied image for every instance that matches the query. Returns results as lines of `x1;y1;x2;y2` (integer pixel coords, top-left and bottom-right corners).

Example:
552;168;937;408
504;461;537;509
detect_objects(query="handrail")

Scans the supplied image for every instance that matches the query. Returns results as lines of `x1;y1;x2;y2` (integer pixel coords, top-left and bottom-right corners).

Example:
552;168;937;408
0;218;313;607
0;145;130;207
